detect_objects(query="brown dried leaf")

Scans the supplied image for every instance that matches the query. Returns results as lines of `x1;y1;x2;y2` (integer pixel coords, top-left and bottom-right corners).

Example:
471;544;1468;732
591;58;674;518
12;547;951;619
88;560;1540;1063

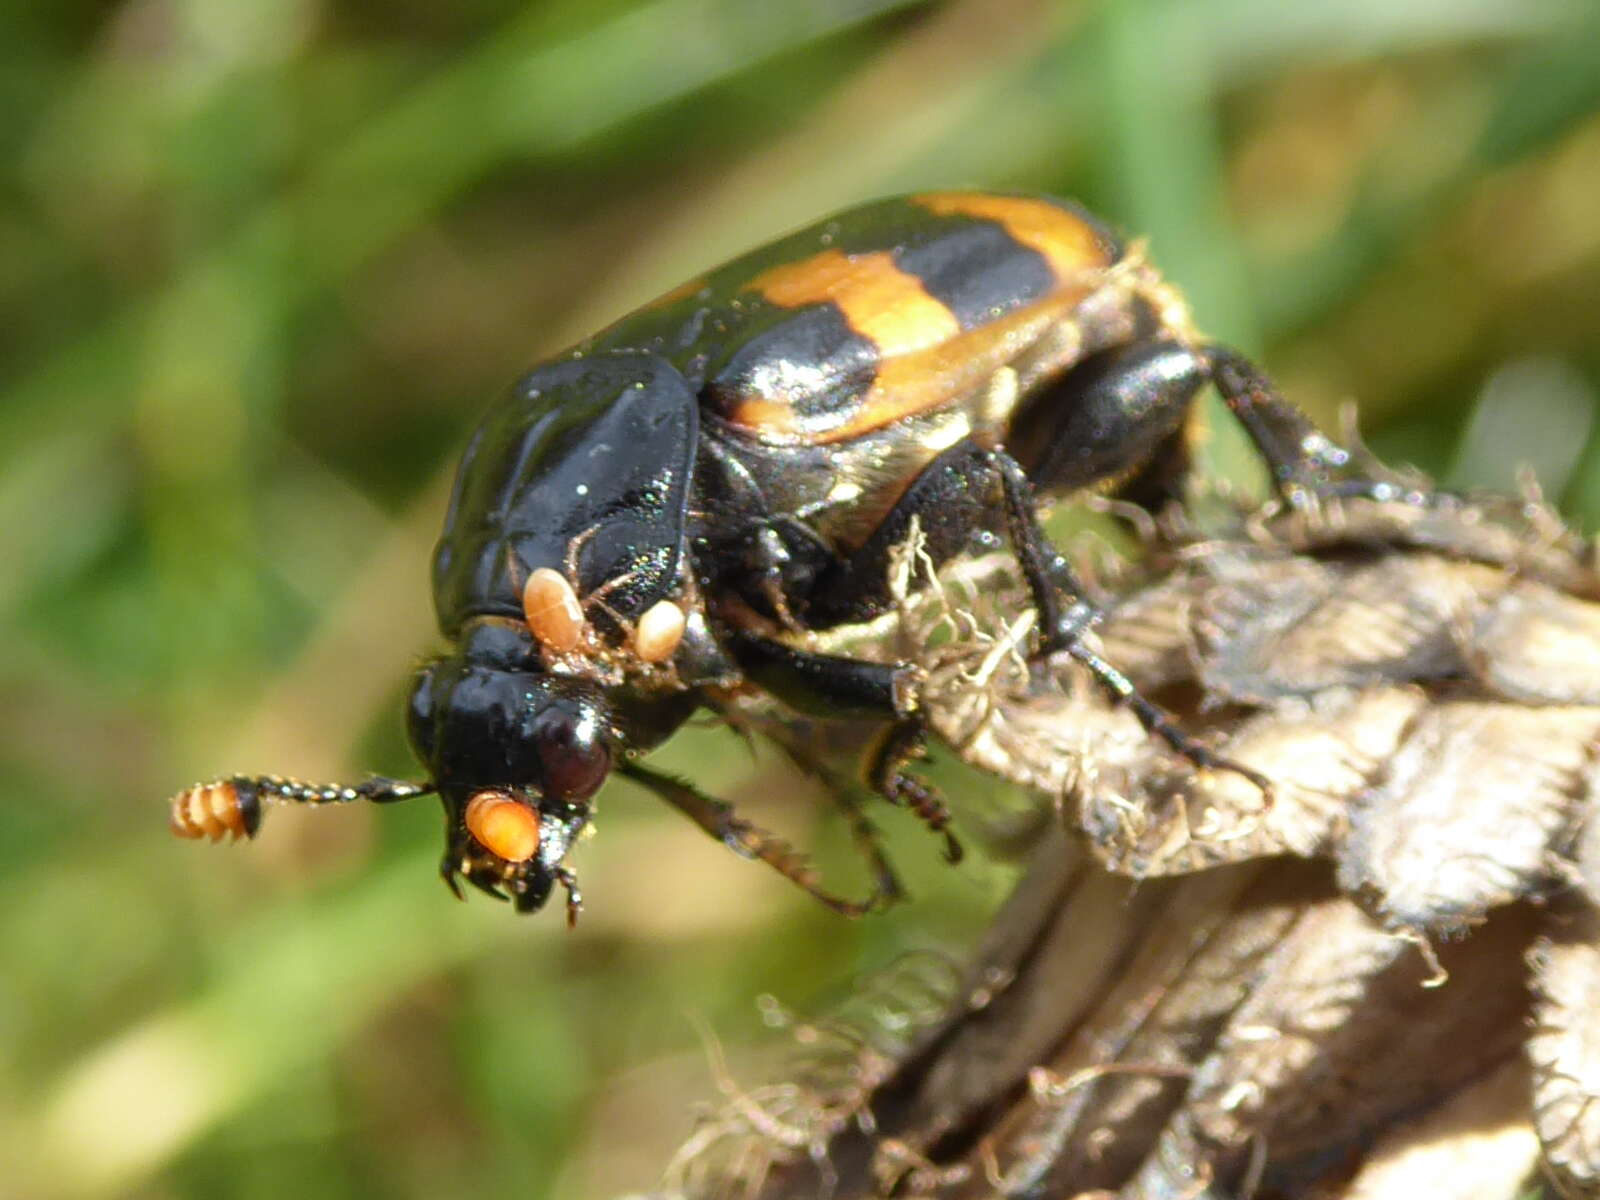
1338;701;1600;930
661;494;1600;1200
1529;905;1600;1199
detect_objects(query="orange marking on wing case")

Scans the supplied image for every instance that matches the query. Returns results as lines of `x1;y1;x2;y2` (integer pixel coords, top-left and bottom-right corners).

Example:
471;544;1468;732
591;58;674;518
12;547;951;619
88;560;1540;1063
727;394;799;435
748;248;961;357
912;192;1114;283
817;288;1088;444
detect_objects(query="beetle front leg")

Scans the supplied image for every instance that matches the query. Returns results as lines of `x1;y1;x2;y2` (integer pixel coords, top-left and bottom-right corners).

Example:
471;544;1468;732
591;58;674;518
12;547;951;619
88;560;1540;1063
725;630;920;718
724;632;959;870
620;761;882;916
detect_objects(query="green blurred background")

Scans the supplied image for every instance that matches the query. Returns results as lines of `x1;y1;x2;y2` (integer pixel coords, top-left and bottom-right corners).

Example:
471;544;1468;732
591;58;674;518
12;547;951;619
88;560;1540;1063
4;0;1599;1196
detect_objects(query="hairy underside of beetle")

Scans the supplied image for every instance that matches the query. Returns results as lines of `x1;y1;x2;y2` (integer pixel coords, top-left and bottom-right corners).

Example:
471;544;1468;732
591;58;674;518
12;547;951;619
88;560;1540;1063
652;482;1600;1200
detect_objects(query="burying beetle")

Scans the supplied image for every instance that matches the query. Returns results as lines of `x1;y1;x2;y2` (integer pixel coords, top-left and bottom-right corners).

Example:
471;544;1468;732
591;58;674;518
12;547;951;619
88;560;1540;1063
170;191;1399;921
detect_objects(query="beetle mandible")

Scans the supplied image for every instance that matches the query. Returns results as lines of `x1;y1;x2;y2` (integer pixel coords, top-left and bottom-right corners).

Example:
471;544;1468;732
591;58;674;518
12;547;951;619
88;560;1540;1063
169;191;1381;921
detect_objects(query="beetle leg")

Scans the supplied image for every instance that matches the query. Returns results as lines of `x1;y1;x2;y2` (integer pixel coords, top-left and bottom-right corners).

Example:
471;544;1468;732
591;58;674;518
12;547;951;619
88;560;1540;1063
793;440;1270;794
1052;637;1276;795
867;720;963;864
620;762;881;916
991;454;1275;796
820;776;907;906
764;737;907;908
736;708;909;904
724;631;920;718
802;442;1029;627
1007;339;1206;500
723;633;956;869
552;865;583;928
1205;346;1439;510
750;526;808;632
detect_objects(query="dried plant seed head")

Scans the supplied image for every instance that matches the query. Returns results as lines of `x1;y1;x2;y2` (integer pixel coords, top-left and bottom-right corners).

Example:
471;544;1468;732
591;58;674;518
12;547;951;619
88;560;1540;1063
522;567;585;653
464;789;541;862
168;779;257;841
634;599;687;663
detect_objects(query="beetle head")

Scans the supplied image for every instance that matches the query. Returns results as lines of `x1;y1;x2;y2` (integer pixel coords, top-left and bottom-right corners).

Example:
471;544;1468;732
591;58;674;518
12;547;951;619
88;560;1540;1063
407;655;612;917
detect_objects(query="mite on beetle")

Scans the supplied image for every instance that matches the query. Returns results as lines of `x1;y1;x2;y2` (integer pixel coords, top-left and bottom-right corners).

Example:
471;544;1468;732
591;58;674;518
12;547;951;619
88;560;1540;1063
168;191;1393;921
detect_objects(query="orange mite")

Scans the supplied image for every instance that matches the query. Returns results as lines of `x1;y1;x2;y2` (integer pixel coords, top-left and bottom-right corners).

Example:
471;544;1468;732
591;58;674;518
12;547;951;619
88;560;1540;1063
633;599;686;664
522;568;586;654
464;789;542;863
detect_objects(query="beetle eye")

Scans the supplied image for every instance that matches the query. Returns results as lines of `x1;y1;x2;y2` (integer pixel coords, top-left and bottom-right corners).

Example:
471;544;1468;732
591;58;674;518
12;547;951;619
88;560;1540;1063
532;703;611;800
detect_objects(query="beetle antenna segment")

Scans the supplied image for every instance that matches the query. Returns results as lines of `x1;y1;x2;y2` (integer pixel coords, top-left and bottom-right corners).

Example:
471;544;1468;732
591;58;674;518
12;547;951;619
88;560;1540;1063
169;779;260;841
168;774;432;842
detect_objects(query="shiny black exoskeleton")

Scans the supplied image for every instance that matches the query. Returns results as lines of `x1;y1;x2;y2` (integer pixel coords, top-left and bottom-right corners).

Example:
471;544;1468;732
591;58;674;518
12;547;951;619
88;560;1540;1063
172;191;1375;919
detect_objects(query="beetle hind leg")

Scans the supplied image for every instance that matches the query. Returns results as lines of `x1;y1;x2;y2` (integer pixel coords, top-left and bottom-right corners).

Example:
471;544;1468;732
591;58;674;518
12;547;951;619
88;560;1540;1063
1205;346;1441;511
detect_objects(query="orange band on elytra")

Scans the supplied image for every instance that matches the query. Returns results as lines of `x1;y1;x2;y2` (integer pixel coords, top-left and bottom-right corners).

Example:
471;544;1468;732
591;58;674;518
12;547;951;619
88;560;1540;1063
911;192;1113;283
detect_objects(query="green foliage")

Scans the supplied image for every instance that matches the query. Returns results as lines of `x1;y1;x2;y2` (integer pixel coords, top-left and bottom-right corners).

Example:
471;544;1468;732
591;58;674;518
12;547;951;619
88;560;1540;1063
2;1;1596;1195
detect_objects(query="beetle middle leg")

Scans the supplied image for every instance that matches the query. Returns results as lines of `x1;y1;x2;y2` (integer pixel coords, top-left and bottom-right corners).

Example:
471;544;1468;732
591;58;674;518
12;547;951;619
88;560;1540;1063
797;439;1270;792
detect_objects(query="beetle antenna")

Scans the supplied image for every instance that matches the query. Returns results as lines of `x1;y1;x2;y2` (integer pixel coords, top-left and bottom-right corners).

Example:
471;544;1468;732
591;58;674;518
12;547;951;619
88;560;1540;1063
168;774;433;842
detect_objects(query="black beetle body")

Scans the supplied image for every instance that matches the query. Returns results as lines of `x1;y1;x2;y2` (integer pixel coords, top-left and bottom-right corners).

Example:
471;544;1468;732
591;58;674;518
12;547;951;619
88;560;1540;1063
173;191;1366;919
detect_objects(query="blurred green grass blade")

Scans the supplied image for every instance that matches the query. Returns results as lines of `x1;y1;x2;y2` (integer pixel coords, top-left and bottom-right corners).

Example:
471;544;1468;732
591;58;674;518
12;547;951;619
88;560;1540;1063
1473;5;1600;166
2;0;927;450
1093;0;1249;337
1246;2;1598;341
1189;0;1580;64
1093;0;1261;486
902;0;1576;207
0;429;123;629
26;855;518;1198
1449;357;1596;495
